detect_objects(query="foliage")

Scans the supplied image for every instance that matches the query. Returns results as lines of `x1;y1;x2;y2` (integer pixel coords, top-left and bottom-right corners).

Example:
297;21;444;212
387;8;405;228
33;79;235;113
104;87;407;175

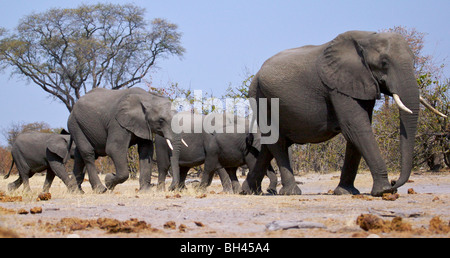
1;121;59;147
147;81;218;115
0;146;16;176
223;74;253;99
0;3;184;111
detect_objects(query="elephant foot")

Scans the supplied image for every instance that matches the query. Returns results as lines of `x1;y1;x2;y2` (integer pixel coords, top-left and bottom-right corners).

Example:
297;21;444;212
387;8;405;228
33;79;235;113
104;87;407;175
371;185;397;197
105;173;129;191
370;179;397;196
168;182;186;192
279;184;302;195
240;180;262;195
232;184;242;195
68;186;85;195
92;184;107;194
105;174;116;191
156;183;166;192
266;188;278;195
138;186;152;193
7;183;19;192
333;185;360;195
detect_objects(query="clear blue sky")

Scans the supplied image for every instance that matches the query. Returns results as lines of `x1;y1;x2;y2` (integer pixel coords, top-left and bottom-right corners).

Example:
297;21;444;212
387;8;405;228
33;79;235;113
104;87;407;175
0;0;449;146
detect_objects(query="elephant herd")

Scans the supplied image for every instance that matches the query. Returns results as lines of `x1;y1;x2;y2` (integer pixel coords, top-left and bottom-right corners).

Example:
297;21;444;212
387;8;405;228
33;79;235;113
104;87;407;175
4;30;447;197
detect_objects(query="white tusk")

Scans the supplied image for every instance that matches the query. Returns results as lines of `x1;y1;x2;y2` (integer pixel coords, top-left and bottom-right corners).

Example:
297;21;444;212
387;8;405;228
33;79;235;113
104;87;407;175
181;139;189;147
420;96;448;118
166;139;174;151
393;94;413;114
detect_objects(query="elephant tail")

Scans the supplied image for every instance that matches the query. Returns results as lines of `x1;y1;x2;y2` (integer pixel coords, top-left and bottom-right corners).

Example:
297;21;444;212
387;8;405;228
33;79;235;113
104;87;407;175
4;159;15;179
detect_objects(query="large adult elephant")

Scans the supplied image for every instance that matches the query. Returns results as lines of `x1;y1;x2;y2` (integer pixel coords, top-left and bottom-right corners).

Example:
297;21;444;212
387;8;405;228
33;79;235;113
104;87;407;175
68;87;180;193
4;130;78;193
159;112;277;193
243;30;446;196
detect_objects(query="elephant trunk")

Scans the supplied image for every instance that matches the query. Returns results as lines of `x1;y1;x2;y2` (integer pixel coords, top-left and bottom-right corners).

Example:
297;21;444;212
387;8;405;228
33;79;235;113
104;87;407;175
392;76;420;189
168;132;183;190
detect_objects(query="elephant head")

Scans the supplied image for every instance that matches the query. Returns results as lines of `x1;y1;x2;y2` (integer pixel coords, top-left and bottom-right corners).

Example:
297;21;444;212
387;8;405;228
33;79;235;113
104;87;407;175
116;92;176;148
115;91;189;190
318;31;422;190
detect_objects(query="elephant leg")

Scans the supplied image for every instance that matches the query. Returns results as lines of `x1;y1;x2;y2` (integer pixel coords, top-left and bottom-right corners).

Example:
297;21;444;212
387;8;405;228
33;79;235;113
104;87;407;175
137;140;153;191
334;141;362;195
331;92;392;196
7;159;24;191
17;163;32;192
43;168;56;193
73;135;106;193
47;154;79;193
179;166;190;190
199;152;221;190
217;168;233;193
21;172;32;192
157;159;170;191
72;148;86;192
242;144;272;195
105;135;132;191
227;168;241;194
265;165;278;195
7;177;23;192
244;148;278;195
267;139;302;195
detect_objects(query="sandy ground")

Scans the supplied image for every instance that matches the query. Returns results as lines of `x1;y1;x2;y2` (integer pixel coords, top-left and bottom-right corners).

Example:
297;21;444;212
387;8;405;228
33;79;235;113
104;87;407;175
1;170;449;238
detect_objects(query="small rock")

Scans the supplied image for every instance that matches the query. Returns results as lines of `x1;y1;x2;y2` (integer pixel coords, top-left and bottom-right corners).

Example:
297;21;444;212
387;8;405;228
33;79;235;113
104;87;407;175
178;224;187;232
265;220;327;231
367;234;381;238
164;221;176;230
194;221;205;227
407;188;417;194
30;207;42;214
67;234;81;238
17;209;28;215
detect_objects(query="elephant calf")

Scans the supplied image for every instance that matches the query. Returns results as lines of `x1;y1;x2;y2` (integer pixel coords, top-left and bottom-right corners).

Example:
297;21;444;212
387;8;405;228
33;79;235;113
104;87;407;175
4;131;78;193
157;112;278;194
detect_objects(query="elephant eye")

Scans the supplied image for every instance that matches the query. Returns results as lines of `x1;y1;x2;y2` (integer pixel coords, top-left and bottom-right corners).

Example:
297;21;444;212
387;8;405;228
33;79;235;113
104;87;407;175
159;118;165;124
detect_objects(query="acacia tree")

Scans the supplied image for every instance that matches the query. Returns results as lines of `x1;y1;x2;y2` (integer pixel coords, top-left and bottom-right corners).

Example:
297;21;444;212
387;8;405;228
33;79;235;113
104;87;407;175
0;3;184;111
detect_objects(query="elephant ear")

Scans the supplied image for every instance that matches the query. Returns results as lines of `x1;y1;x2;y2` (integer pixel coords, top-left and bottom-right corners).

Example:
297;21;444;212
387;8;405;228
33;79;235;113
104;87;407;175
116;94;152;140
47;136;69;159
317;31;380;100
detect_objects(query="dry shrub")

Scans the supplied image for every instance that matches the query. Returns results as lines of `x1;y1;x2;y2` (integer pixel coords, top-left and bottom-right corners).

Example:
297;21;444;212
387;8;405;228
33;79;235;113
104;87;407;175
357;214;450;235
42;217;159;234
0;227;19;238
0;191;22;202
429;216;450;234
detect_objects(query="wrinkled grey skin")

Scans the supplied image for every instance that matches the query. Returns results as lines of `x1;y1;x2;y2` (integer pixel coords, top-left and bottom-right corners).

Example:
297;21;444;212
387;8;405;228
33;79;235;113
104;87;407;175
68;88;178;193
4;131;78;193
155;134;236;193
159;112;277;194
243;31;420;197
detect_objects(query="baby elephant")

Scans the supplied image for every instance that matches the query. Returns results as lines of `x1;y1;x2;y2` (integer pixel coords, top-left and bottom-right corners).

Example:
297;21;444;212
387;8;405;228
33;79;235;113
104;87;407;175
4;130;78;193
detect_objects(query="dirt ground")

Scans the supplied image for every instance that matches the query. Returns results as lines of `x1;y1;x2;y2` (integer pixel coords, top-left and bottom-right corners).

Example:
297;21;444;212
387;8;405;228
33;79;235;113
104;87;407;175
1;170;449;238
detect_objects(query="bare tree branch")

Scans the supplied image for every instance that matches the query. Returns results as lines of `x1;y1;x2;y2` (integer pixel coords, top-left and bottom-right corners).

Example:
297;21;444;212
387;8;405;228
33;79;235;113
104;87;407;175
0;3;184;111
